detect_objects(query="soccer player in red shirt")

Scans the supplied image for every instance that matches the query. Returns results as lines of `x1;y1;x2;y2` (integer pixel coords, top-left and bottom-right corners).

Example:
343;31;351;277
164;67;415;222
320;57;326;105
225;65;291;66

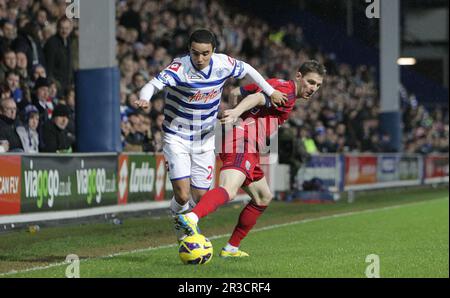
177;60;326;257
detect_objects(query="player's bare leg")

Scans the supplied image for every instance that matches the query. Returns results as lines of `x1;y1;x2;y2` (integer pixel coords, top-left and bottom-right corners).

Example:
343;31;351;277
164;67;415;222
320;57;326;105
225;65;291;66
241;176;273;207
221;177;273;258
219;169;247;200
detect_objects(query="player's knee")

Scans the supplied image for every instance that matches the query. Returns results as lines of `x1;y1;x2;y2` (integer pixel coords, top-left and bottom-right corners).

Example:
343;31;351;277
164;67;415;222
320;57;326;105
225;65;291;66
221;185;238;201
258;192;273;206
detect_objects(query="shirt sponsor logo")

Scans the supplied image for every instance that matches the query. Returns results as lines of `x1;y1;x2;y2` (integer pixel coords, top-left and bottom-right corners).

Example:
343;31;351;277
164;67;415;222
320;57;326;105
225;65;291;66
188;89;221;103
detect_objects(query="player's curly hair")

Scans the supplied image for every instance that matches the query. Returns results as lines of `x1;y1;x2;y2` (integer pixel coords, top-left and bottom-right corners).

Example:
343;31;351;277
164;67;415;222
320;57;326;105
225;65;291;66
299;60;327;76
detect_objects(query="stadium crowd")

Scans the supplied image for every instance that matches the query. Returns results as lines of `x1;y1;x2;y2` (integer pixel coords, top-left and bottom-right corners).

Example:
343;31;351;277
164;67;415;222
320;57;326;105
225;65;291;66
0;0;448;156
0;0;76;153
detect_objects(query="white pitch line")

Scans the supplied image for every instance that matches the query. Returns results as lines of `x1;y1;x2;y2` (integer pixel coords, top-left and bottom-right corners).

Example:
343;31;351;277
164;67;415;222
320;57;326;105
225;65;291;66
0;197;447;277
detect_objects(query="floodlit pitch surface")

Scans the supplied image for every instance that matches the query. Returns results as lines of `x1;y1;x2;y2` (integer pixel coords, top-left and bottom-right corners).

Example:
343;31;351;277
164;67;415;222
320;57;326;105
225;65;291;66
0;187;448;278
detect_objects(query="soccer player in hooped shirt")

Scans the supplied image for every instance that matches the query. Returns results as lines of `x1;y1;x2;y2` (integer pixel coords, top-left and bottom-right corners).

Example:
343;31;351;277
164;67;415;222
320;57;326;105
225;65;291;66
134;29;287;240
177;60;326;257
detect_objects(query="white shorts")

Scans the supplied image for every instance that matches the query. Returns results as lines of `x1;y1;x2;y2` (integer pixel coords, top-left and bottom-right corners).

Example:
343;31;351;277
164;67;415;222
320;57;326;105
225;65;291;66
163;142;216;190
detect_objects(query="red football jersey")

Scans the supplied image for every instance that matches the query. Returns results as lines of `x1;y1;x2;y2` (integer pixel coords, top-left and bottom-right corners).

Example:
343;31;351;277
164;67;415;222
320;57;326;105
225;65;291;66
220;79;297;154
240;78;297;125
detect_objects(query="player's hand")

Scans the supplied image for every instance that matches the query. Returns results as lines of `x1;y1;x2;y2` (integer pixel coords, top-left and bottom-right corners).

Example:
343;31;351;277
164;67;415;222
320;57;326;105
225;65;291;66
134;99;150;109
270;90;288;107
220;109;240;124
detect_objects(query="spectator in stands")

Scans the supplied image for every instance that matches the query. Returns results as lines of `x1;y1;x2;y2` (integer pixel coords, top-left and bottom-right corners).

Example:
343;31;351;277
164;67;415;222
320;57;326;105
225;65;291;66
40;103;74;153
130;71;147;93
0;98;23;152
3;70;24;105
44;16;74;96
279;123;310;190
153;112;164;135
15;51;30;85
35;7;50;30
152;129;163;153
16;104;39;153
0;20;16;56
2;0;443;155
149;96;164;121
120;115;132;151
140;113;155;152
122;113;143;152
0;49;16;82
32;76;53;120
60;87;76;139
31;63;46;82
119;0;142;41
124;92;140;116
11;21;46;76
300;127;318;155
48;78;61;103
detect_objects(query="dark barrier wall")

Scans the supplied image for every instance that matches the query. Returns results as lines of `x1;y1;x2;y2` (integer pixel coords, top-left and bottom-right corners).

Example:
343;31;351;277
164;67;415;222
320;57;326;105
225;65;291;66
0;153;448;217
75;67;121;152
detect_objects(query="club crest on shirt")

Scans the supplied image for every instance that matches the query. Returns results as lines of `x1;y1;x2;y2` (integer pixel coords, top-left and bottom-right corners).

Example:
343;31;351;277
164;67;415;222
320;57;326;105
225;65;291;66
215;68;225;78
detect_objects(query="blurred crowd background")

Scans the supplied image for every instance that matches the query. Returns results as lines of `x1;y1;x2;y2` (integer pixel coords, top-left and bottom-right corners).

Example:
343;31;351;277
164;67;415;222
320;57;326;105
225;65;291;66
0;0;448;157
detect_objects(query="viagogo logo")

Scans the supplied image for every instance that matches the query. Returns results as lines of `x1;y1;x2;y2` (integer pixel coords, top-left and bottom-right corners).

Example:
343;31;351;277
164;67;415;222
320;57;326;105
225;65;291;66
24;161;60;209
76;160;116;205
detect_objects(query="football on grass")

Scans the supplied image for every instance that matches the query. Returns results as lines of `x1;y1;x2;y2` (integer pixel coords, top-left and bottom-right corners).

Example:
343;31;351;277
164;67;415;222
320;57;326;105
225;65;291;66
178;234;213;265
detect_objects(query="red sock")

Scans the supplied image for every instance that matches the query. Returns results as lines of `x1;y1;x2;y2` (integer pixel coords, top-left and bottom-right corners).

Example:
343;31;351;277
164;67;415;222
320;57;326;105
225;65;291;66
228;202;267;247
192;187;230;219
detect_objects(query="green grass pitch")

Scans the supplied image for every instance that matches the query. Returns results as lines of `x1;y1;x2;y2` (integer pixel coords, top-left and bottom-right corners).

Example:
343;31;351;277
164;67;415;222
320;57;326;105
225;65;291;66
0;187;448;278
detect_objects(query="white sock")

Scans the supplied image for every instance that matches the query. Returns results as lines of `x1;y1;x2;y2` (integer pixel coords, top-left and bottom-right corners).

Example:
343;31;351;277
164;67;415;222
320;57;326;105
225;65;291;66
185;212;199;224
224;243;238;252
170;197;190;215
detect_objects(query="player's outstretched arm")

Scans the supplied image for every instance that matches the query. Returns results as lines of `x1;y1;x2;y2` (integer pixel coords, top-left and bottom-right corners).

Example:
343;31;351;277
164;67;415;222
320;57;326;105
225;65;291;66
220;93;265;124
135;82;155;109
135;64;175;109
240;62;287;107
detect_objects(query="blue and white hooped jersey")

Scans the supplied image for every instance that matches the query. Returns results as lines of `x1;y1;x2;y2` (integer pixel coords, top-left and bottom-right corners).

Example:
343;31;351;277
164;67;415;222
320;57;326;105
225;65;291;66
150;53;247;152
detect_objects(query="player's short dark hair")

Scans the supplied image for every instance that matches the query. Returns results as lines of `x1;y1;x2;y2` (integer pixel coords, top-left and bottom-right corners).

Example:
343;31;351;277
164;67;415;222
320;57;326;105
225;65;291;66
188;29;217;49
299;60;327;77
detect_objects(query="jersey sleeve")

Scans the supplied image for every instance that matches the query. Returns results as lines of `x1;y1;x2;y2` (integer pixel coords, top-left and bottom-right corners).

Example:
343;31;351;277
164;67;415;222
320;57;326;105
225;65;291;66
152;60;183;89
232;59;246;79
152;70;177;89
240;83;260;97
221;55;245;80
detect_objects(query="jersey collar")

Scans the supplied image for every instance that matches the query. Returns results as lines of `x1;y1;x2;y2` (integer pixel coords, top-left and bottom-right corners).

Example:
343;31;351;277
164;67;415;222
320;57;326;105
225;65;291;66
190;56;213;79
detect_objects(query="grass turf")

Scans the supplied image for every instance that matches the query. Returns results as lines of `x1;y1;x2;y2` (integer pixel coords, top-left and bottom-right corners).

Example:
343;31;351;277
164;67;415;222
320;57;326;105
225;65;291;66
0;186;448;278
